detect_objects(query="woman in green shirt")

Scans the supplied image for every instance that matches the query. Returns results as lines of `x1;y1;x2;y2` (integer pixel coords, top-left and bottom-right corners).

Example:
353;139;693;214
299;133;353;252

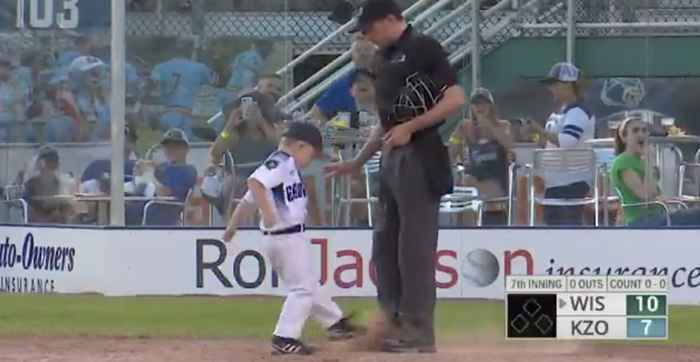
611;117;700;227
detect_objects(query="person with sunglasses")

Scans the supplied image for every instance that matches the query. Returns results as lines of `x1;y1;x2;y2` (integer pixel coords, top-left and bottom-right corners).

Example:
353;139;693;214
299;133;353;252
611;117;700;227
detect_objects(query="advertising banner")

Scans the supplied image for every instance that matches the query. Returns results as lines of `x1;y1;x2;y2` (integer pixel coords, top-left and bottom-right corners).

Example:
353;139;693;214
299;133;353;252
1;227;699;305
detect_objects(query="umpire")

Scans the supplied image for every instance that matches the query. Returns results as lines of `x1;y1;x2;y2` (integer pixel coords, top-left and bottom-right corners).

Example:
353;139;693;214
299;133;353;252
325;0;465;353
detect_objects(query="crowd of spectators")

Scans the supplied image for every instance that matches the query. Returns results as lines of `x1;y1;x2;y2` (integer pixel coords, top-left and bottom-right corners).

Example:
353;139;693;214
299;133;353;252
0;25;698;229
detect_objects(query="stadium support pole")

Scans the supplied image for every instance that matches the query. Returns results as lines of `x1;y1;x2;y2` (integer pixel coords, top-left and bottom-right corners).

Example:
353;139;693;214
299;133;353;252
110;0;126;226
566;0;575;63
471;0;482;89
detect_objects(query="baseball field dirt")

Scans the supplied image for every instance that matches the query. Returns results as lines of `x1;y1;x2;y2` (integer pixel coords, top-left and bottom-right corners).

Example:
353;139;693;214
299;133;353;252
0;295;698;362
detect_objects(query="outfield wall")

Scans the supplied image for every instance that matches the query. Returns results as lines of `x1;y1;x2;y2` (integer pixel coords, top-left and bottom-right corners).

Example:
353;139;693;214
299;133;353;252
0;226;698;305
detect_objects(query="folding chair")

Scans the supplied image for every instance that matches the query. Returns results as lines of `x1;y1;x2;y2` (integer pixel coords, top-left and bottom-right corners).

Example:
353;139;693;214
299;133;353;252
335;152;381;227
142;189;193;226
1;185;28;224
678;162;700;203
615;188;687;227
526;148;600;226
440;186;483;226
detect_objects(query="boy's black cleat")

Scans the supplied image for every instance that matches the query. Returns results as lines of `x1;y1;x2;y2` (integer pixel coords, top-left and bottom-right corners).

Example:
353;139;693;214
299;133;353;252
271;335;315;356
327;314;363;340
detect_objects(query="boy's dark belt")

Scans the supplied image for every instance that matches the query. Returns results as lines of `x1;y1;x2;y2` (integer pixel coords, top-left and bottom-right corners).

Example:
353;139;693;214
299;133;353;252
262;224;305;235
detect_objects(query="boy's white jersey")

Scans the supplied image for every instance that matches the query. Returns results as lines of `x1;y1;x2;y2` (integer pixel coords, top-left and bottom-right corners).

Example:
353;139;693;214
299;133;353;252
244;150;308;231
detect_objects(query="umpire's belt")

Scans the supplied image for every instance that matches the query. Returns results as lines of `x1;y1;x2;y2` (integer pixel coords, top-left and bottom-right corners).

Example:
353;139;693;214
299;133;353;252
262;224;305;236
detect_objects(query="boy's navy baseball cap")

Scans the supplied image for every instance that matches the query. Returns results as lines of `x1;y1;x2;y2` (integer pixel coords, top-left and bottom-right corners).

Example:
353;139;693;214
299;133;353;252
349;0;403;34
282;122;326;158
540;62;580;84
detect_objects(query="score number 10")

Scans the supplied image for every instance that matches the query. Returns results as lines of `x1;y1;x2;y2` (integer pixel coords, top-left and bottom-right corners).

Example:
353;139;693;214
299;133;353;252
16;0;80;29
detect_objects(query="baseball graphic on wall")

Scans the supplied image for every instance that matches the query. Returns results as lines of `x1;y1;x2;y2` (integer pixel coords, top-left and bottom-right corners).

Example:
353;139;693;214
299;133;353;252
461;249;500;287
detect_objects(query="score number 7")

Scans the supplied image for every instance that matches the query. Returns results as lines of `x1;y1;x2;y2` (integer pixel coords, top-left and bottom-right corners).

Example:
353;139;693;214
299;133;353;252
641;319;652;335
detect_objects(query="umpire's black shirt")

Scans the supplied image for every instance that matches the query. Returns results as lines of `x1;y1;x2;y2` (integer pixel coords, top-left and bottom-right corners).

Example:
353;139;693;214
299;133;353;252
374;25;458;131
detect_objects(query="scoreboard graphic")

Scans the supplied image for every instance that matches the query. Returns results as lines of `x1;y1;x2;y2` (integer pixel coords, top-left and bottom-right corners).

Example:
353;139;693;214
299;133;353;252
506;276;668;340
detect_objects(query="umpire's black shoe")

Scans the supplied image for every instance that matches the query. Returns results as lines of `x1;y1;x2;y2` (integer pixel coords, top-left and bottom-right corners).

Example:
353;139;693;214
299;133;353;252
381;338;437;354
327;314;364;340
271;335;315;356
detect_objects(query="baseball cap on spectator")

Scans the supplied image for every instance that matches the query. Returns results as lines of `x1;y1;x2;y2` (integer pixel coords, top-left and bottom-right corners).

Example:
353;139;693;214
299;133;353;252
69;55;105;73
37;145;59;163
540;62;580;84
160;128;190;147
470;87;495;104
349;0;403;34
282;122;325;158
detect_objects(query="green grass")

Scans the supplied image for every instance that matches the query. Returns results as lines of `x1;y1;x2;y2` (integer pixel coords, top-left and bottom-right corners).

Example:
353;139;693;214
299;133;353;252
0;295;698;346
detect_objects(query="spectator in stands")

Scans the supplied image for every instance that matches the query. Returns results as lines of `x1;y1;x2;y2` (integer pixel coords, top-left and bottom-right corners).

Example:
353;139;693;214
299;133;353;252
0;57;25;142
69;56;111;141
16;51;45;115
611;117;700;227
23;146;75;223
56;35;98;68
308;34;378;125
454;88;513;225
127;128;197;225
208;75;286;217
352;69;379;127
80;126;139;195
27;71;81;143
530;62;595;226
150;41;217;139
220;41;274;106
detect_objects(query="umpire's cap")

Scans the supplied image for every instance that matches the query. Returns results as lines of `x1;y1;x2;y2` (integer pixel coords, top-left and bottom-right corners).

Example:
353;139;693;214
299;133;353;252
349;0;403;34
282;122;325;157
540;62;580;84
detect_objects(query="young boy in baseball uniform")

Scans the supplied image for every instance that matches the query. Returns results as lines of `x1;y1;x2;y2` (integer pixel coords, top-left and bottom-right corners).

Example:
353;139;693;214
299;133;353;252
222;122;358;355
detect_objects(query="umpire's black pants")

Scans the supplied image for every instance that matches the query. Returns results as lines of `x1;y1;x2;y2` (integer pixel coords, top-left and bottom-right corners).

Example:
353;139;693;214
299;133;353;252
372;144;440;346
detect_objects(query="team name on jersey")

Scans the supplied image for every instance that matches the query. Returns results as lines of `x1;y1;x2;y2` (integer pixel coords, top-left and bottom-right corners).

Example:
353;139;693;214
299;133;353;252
285;182;306;203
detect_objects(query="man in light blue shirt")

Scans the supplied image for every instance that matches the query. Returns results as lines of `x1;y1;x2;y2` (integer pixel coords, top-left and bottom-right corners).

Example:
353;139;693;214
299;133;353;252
218;41;273;108
151;53;216;139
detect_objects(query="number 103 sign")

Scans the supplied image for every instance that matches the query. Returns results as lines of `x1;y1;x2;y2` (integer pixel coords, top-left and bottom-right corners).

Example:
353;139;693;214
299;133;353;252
16;0;80;29
505;276;669;340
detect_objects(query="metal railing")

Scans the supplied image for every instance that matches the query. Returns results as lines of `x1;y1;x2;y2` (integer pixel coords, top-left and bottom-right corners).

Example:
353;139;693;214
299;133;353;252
278;0;482;113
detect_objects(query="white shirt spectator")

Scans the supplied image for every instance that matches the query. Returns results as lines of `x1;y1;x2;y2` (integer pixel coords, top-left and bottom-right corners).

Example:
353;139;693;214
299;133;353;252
545;103;595;188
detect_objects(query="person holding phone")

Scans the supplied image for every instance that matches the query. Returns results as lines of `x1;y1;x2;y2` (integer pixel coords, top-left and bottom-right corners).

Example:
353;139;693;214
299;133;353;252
453;88;513;224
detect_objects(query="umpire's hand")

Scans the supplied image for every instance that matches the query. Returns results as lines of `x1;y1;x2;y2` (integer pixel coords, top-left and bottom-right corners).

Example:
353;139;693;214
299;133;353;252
324;160;360;178
383;122;413;148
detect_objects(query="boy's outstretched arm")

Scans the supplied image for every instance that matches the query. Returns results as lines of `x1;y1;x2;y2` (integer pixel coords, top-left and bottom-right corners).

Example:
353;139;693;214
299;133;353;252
222;194;257;242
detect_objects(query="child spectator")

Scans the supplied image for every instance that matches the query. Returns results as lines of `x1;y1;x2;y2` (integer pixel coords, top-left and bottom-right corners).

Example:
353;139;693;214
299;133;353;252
611;117;700;227
23;146;76;223
127;129;197;225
